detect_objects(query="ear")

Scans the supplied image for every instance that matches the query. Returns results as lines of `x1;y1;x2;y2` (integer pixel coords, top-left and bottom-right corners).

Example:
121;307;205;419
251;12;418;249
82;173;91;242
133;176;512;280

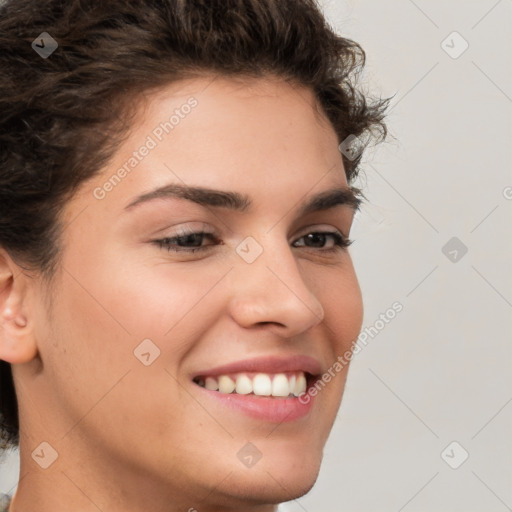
0;248;38;364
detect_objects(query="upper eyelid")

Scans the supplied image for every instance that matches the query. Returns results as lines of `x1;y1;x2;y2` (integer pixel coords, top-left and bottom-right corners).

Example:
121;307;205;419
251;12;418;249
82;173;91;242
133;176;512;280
162;225;346;239
159;228;349;246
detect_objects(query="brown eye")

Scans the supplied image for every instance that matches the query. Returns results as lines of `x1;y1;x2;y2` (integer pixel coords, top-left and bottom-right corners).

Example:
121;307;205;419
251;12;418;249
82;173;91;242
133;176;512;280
154;232;219;253
293;231;353;252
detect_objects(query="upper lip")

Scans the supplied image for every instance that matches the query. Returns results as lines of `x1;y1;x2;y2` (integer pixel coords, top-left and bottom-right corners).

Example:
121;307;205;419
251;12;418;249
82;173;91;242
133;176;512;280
191;354;323;379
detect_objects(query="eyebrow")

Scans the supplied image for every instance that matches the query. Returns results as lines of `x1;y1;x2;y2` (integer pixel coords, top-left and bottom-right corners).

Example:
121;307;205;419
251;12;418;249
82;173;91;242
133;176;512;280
123;183;362;215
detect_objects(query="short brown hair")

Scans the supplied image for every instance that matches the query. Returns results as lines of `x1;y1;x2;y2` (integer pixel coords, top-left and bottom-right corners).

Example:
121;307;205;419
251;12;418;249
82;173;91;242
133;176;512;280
0;0;390;451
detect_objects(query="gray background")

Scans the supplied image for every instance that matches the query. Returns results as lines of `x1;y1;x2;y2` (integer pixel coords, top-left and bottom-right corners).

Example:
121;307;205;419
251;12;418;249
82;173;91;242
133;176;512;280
1;1;511;510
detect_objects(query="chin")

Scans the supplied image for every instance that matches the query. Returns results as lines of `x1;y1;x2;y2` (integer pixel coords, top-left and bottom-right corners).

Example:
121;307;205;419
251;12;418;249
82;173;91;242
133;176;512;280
206;451;323;509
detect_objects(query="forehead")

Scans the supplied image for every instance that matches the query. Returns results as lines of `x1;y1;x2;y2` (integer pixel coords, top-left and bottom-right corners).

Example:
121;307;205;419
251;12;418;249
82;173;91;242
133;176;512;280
69;74;349;217
133;74;340;160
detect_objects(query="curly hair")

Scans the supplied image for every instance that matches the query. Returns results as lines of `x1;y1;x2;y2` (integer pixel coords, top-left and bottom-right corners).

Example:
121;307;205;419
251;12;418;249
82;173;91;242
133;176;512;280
0;0;390;451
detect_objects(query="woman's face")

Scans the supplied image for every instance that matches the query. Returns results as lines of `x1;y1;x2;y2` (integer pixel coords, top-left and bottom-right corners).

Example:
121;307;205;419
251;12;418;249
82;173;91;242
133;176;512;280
16;76;363;510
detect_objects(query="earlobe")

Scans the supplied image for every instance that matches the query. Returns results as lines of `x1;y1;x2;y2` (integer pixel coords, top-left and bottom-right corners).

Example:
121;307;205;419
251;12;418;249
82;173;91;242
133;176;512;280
0;250;38;364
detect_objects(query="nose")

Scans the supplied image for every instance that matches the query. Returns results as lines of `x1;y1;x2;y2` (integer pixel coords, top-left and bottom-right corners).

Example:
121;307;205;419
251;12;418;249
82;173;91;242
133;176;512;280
227;237;325;338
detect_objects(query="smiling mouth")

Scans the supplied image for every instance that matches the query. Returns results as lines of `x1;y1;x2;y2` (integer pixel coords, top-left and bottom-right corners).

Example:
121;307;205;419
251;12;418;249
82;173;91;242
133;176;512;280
192;370;317;399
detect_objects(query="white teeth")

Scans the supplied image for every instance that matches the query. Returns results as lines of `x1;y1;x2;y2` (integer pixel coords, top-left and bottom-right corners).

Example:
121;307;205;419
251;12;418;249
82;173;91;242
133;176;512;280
253;373;272;396
294;373;307;397
289;374;296;394
205;377;219;391
218;375;235;394
272;373;290;397
235;374;253;395
195;371;309;398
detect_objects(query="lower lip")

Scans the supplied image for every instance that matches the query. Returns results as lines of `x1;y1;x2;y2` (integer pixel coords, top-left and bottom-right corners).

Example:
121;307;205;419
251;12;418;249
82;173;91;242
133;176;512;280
193;381;316;423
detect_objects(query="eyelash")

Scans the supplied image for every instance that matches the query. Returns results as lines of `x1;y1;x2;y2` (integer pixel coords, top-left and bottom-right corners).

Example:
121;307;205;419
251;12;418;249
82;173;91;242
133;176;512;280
153;231;353;254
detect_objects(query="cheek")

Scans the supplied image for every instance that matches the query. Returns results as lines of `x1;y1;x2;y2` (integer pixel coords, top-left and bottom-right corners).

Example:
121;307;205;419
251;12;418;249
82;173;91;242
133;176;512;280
40;254;207;453
100;257;232;341
337;276;363;345
313;262;364;352
61;232;223;339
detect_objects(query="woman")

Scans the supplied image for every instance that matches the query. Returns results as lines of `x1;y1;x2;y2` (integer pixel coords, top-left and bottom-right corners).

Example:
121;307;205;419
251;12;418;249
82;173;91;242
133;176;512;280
0;0;389;510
